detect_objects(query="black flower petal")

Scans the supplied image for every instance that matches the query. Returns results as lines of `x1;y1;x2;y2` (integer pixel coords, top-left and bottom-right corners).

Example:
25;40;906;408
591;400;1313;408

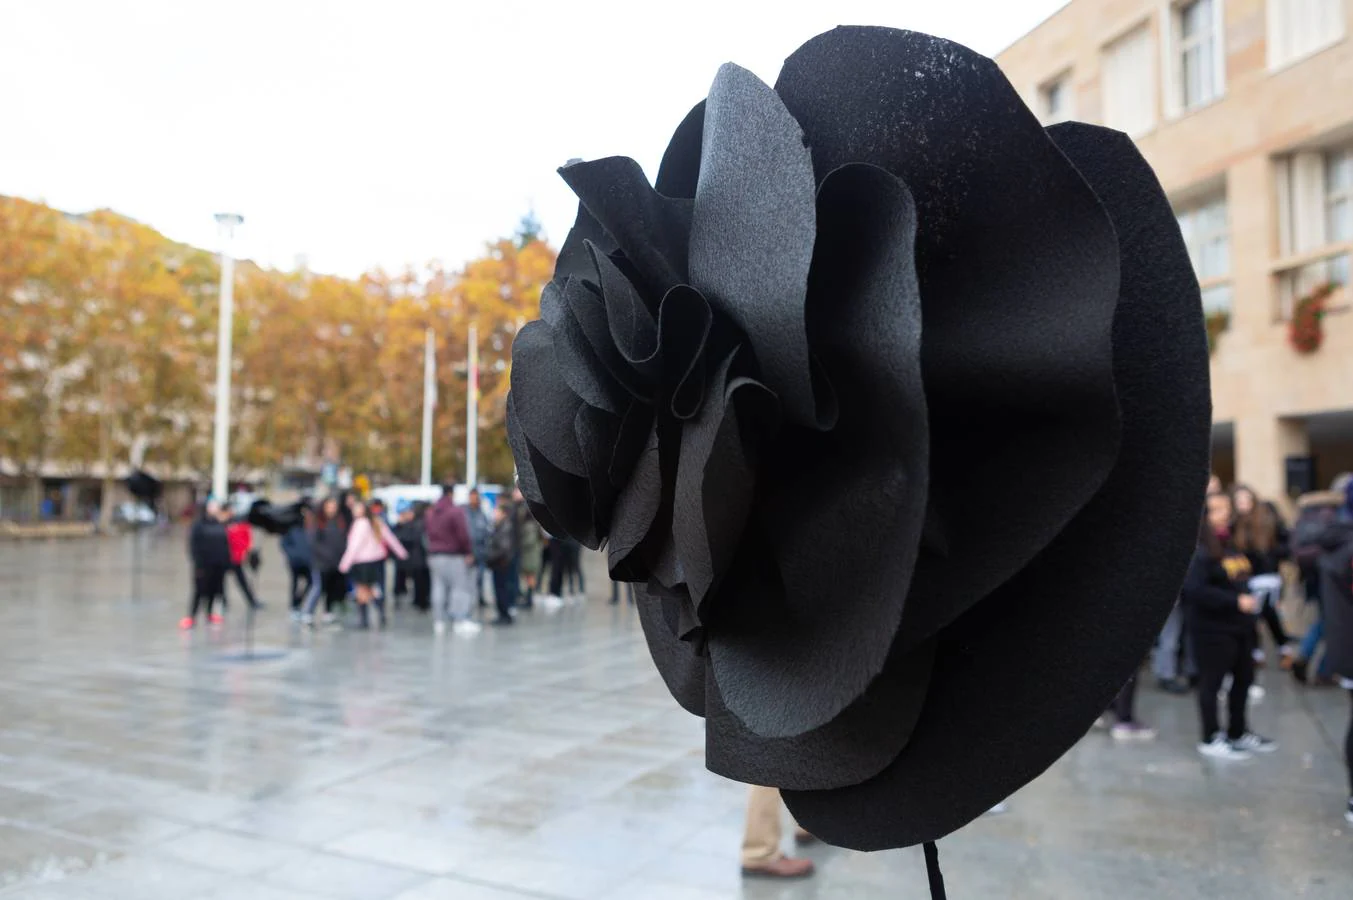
559;157;692;299
705;161;928;738
783;121;1209;851
688;64;832;431
775;26;1122;653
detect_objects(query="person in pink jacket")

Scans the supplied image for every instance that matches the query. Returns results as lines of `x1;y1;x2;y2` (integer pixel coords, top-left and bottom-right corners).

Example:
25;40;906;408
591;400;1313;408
339;500;407;629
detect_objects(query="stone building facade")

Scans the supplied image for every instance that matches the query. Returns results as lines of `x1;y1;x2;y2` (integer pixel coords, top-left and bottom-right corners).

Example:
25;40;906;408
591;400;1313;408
998;0;1353;502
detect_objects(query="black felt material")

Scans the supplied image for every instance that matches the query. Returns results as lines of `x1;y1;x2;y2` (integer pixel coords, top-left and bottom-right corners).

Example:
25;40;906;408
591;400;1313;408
783;122;1209;848
705;161;928;738
689;64;826;430
508;25;1209;853
776;27;1123;651
559;157;693;300
655;101;705;199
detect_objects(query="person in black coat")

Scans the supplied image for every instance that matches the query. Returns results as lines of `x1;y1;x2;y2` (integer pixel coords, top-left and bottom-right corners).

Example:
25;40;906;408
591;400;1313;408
485;504;517;625
1316;530;1353;824
392;501;430;612
183;500;231;630
1182;491;1274;759
304;496;349;626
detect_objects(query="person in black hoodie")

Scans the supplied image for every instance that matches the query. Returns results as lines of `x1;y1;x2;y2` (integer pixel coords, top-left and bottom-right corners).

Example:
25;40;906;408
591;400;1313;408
183;500;231;630
1232;484;1294;661
1182;490;1276;759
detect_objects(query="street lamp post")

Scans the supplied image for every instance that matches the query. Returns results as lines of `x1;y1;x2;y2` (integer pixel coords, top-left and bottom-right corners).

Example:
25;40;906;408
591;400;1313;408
211;213;243;502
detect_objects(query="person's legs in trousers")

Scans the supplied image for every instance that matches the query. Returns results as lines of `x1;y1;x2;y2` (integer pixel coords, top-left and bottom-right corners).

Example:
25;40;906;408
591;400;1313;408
1227;636;1256;740
491;567;514;623
231;564;262;609
741;786;813;878
429;556;451;626
393;564;409;608
301;567;323;619
1153;603;1183;684
507;554;521;611
413;567;431;613
448;558;474;625
1343;690;1352;806
1194;633;1230;741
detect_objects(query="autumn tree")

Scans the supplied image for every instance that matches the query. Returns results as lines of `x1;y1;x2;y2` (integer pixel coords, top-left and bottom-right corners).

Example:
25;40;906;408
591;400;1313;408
1;194;555;511
0;198;96;513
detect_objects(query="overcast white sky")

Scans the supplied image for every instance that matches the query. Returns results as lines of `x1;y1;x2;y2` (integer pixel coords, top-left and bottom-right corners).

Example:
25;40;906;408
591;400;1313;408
0;0;1067;278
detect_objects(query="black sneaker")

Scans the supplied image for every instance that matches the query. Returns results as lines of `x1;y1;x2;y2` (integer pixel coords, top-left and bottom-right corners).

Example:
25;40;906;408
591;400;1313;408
1291;659;1309;684
1157;677;1189;695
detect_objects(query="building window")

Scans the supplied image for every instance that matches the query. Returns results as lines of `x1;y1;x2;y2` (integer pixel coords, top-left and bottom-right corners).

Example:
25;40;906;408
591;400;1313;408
1174;0;1224;111
1176;192;1231;314
1275;143;1352;317
1267;0;1346;70
1101;24;1157;137
1039;73;1073;124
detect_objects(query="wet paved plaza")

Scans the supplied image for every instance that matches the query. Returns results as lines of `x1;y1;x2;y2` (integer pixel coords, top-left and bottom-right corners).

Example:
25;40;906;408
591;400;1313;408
0;531;1350;899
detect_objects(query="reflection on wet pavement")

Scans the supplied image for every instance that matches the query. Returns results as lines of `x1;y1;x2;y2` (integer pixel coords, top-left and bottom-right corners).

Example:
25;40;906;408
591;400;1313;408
0;532;1349;898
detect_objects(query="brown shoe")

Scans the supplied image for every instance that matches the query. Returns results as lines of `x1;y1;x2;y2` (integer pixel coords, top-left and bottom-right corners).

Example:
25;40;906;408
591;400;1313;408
793;828;819;846
742;856;816;879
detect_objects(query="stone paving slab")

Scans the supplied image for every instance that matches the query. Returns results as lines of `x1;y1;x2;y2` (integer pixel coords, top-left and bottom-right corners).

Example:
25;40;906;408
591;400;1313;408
0;532;1349;899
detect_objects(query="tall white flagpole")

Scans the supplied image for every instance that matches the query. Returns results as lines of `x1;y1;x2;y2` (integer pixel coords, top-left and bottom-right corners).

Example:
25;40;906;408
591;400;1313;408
211;213;243;501
420;328;435;486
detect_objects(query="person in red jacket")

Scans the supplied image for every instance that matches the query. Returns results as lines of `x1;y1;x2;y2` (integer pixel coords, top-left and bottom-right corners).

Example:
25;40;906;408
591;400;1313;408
222;510;263;612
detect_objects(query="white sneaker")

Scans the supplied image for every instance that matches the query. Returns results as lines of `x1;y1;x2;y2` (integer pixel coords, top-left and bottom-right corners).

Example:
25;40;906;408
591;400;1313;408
434;621;447;636
321;612;337;625
1248;684;1266;702
453;620;482;636
301;613;314;626
1198;733;1251;760
290;610;303;622
1111;722;1158;742
1232;731;1277;753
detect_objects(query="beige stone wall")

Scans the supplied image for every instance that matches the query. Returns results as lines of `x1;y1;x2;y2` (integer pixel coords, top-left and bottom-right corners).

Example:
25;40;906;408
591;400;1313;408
998;0;1353;504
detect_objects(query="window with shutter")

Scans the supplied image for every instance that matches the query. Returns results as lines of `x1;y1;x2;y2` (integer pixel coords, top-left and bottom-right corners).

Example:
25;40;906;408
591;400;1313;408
1267;0;1346;70
1101;25;1157;137
1274;144;1353;317
1176;192;1232;314
1039;73;1074;125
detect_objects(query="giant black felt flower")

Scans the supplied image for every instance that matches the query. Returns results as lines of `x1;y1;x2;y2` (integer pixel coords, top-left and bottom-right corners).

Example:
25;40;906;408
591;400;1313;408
507;26;1211;851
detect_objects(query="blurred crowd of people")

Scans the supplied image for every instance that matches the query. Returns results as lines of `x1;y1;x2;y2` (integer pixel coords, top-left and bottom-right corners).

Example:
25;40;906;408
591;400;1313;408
182;482;591;637
1095;473;1353;829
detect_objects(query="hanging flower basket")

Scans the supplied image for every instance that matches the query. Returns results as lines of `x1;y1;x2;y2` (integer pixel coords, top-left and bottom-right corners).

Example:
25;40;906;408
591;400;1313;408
1205;309;1230;355
1288;282;1337;355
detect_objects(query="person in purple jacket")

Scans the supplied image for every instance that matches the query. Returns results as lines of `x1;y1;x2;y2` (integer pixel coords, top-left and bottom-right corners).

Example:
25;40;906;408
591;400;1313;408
424;484;478;636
